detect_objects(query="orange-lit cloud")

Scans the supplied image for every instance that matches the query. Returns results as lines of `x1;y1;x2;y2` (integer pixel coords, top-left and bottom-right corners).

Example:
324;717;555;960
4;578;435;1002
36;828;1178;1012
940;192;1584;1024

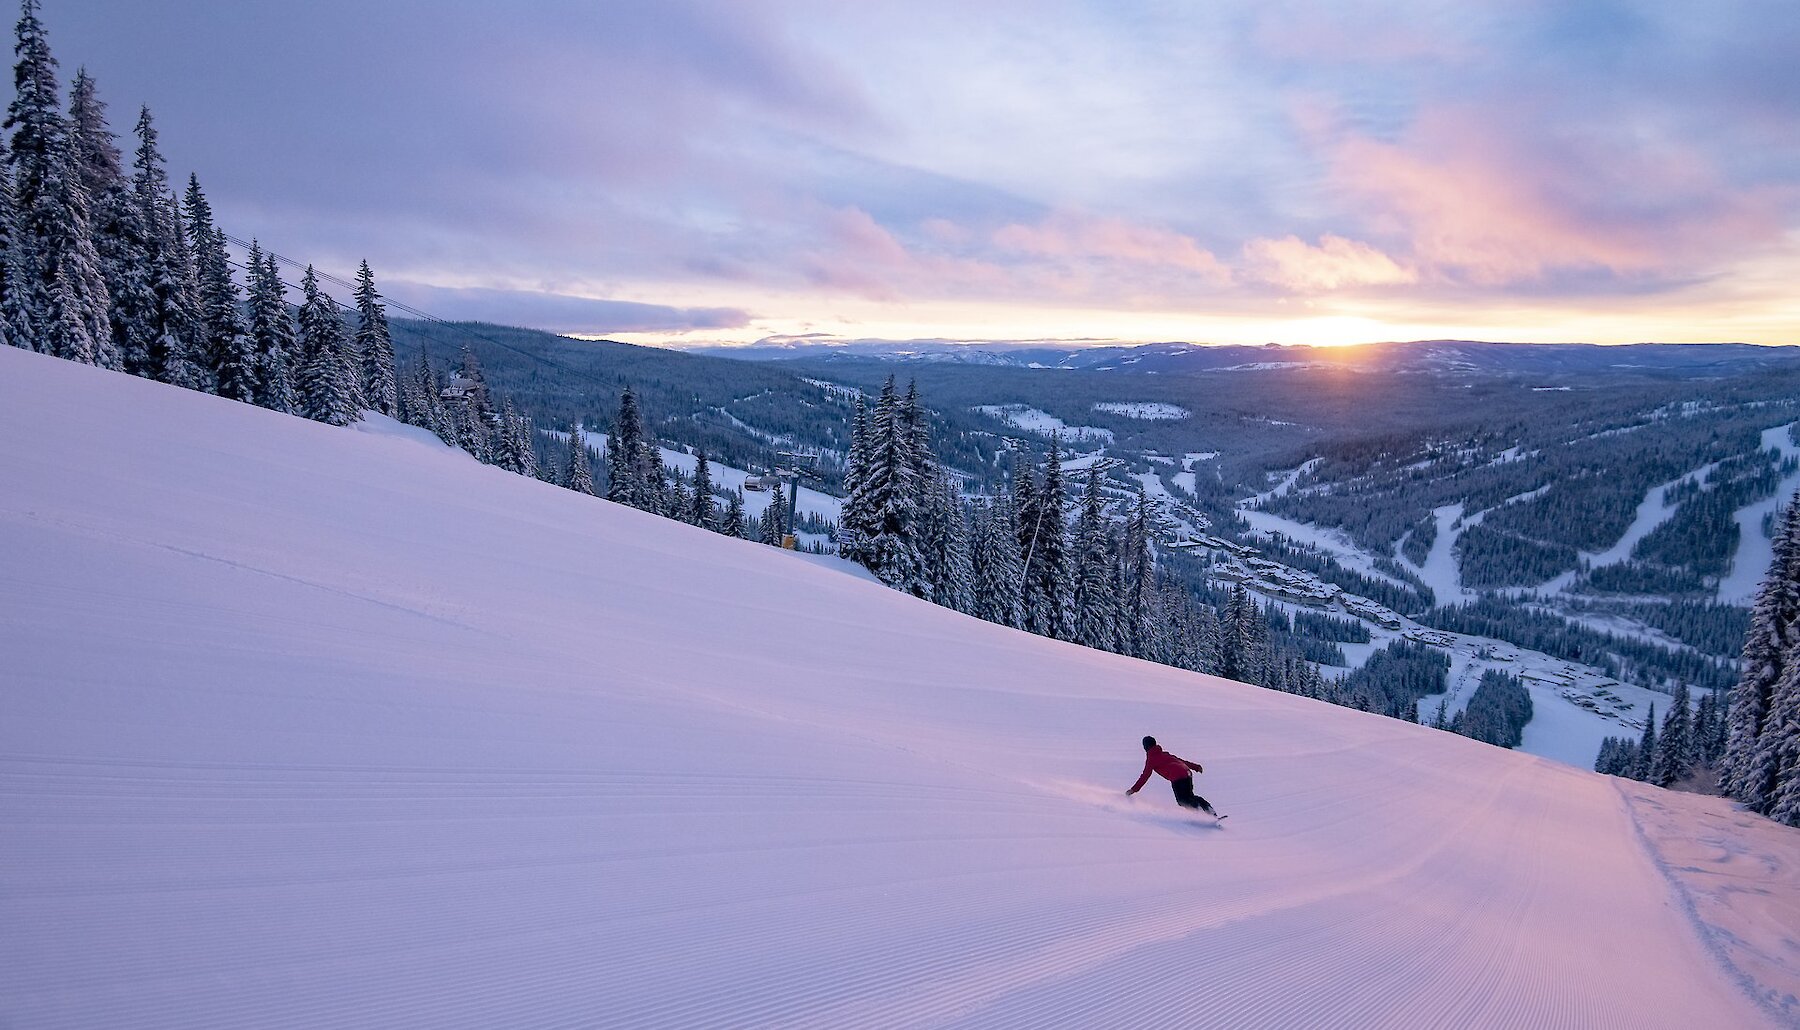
1324;107;1792;287
1240;234;1416;291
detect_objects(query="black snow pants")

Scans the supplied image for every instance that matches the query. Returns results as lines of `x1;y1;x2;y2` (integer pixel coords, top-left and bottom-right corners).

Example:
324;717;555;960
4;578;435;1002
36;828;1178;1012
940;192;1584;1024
1171;775;1214;814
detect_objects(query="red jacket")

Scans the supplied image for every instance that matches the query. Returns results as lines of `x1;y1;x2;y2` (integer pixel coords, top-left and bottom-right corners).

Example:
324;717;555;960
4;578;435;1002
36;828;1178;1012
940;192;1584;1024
1128;745;1201;793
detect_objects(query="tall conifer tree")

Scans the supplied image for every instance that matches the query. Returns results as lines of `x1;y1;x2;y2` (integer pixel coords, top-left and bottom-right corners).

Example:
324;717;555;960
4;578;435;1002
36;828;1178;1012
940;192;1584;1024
7;0;110;364
182;176;252;398
353;260;397;415
129;107;201;387
294;265;356;425
562;423;595;495
691;451;716;529
1723;501;1800;806
244;245;295;412
68;69;151;373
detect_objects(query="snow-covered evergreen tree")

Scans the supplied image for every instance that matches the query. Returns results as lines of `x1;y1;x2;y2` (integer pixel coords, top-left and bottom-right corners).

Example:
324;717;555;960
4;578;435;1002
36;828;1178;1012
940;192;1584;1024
721;490;746;539
1633;704;1658;782
691;451;716;530
492;398;532;476
293;265;357;426
1220;586;1270;685
644;445;670;517
507;403;538;479
181;176;254;399
1752;657;1800;822
244;246;294;413
759;492;785;546
1070;465;1118;651
352;260;397;416
1650;683;1692;787
839;394;872;562
6;1;111;365
0;147;19;350
1124;485;1158;658
607;387;650;509
859;376;926;594
562;423;594;495
1723;500;1800;807
67;69;152;375
970;495;1025;629
40;259;87;362
1018;437;1072;640
919;469;973;613
128;107;201;388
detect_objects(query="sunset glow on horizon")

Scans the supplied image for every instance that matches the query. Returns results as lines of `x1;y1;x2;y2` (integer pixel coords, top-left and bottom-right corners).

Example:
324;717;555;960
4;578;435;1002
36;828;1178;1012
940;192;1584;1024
55;1;1800;348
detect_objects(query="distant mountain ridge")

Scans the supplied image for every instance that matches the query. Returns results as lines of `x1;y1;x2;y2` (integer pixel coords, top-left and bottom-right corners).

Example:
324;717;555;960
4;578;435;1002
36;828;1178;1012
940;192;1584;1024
686;338;1800;378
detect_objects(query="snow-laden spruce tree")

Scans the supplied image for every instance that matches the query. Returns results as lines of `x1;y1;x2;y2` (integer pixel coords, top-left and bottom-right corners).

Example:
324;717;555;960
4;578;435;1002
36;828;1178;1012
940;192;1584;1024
1632;704;1658;781
721;490;746;539
6;0;111;365
838;394;872;562
1761;658;1800;824
1071;464;1119;651
561;422;594;495
969;495;1025;629
244;246;294;413
129;107;202;389
918;468;973;613
182;177;254;400
758;492;784;546
0;143;20;350
293;265;358;426
690;451;716;530
607;387;651;509
1123;484;1158;658
353;260;397;416
1722;500;1800;807
67;69;154;376
1649;683;1692;787
859;376;926;594
1018;436;1072;640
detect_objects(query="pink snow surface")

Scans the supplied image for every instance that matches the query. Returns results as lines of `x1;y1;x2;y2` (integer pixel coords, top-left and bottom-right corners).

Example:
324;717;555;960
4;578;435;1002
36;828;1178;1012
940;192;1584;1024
1;346;1794;1028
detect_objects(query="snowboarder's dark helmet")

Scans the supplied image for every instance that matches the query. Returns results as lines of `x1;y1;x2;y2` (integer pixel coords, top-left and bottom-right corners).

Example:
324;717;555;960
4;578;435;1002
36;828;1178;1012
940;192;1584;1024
1142;736;1157;751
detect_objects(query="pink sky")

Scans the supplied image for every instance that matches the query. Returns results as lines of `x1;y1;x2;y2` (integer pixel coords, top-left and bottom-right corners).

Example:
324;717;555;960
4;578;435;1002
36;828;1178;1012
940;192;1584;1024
51;0;1800;346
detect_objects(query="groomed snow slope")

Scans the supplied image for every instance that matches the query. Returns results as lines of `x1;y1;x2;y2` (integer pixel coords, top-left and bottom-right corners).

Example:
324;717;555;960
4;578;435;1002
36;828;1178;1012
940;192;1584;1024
0;347;1790;1029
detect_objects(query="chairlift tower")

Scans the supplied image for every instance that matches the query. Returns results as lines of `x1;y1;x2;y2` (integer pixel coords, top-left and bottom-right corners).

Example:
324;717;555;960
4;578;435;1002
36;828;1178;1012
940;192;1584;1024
774;450;819;549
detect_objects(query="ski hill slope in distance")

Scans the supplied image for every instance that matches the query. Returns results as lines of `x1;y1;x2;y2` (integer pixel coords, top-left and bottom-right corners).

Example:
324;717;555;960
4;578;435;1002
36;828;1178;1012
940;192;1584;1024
3;345;1798;1029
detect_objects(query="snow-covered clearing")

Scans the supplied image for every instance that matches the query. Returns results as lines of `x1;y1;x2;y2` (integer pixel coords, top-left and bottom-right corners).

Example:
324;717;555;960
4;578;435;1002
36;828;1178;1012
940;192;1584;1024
2;347;1794;1028
558;427;844;522
973;404;1114;442
1583;461;1724;571
1238;507;1407;589
1218;361;1316;371
1719;422;1800;605
801;377;862;400
1246;457;1320;506
712;407;796;448
1167;451;1218;496
1092;401;1188;420
1396;503;1475;607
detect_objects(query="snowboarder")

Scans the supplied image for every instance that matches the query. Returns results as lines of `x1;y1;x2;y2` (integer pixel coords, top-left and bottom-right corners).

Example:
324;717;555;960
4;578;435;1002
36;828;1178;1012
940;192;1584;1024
1126;736;1222;817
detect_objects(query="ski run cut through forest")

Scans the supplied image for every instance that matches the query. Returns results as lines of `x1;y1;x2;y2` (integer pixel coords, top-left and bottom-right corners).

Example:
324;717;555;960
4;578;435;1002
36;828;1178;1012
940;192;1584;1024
6;346;1800;1027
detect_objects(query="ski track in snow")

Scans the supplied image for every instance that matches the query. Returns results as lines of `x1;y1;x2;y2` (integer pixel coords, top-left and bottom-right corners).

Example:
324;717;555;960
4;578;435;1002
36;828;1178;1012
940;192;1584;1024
0;348;1791;1029
1396;503;1474;607
1719;423;1800;605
